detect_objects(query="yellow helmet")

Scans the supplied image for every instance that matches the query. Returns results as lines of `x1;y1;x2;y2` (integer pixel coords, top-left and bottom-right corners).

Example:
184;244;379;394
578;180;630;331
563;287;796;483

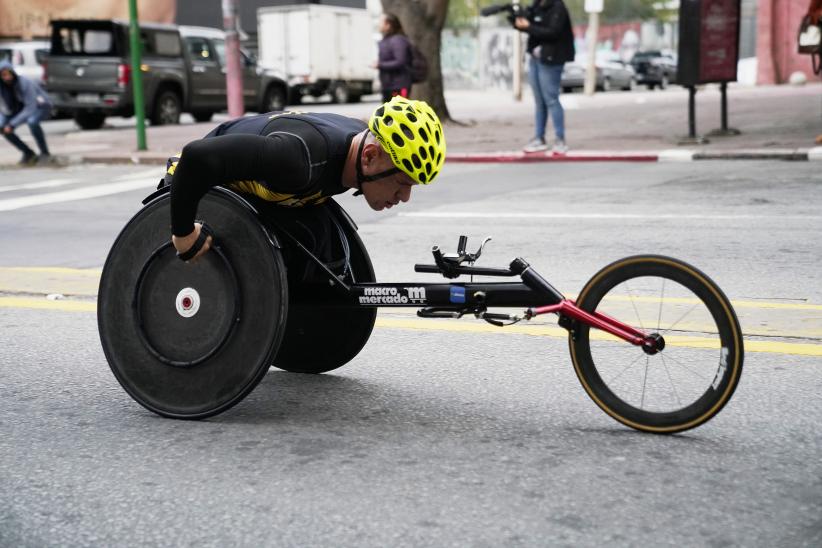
368;96;446;184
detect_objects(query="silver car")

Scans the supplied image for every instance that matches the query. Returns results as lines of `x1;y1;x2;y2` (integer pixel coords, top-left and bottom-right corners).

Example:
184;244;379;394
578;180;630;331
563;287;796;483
561;51;636;92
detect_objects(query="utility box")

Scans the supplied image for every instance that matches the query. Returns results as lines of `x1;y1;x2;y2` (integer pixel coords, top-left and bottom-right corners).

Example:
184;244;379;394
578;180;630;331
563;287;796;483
677;0;742;85
257;4;374;104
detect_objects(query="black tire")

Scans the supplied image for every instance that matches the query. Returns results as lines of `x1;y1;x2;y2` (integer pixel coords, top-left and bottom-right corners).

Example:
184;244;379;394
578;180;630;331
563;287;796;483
74;111;105;130
98;189;289;419
262;85;286;112
151;89;182;126
646;83;656;90
601;78;612;92
272;205;377;374
192;110;214;123
330;82;350;104
569;255;744;434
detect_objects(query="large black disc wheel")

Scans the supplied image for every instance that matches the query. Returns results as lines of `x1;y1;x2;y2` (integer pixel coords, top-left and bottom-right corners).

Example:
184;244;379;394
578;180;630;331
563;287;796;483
98;189;288;419
272;203;377;374
569;255;743;434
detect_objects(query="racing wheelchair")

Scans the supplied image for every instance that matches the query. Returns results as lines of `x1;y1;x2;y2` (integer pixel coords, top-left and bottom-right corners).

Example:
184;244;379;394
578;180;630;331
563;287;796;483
98;187;744;434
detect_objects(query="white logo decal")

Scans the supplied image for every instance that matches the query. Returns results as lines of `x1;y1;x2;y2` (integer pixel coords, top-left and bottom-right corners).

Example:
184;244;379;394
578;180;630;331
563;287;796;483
358;286;426;305
712;347;729;390
175;287;201;318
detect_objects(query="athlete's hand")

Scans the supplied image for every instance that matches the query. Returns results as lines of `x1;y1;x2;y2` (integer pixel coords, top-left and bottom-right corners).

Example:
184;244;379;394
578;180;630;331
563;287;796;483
2;125;12;135
172;222;212;263
514;17;530;30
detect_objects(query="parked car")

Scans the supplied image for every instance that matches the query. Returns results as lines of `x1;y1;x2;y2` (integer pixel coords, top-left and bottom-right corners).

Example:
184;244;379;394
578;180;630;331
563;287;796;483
561;52;636;93
45;20;288;130
630;50;677;90
0;40;49;84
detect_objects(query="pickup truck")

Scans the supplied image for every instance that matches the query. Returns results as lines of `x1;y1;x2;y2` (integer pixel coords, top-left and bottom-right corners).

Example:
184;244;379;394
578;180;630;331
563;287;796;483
46;20;289;130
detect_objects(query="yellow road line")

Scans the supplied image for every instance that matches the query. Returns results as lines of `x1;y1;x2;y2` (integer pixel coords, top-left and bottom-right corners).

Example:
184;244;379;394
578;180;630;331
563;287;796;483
0;297;96;313
2;298;821;357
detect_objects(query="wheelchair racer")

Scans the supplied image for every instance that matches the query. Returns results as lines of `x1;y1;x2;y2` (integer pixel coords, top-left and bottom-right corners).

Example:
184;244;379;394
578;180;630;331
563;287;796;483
169;96;446;263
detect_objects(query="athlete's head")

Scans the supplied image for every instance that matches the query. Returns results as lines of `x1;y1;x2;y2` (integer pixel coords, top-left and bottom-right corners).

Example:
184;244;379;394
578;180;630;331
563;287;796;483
369;96;445;185
355;96;446;211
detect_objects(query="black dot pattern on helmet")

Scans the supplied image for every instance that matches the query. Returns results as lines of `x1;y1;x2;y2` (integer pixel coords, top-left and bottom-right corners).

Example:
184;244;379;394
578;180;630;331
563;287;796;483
419;146;428;160
407;113;417;122
400;123;414;140
419;173;427;183
419;128;429;143
436;153;442;164
425;162;432;175
375;107;385;117
411;153;421;169
402;159;413;171
435;131;440;144
384;115;394;126
392;105;402;111
392;133;405;147
428;145;435;158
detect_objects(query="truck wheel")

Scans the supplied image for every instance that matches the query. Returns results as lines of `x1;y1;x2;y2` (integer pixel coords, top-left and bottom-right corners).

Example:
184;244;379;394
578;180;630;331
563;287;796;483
191;111;213;123
262;86;286;112
331;83;350;104
74;111;105;130
151;89;182;126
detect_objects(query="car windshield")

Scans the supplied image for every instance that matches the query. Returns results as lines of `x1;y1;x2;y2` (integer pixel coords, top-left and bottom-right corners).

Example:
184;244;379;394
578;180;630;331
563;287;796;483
51;23;120;56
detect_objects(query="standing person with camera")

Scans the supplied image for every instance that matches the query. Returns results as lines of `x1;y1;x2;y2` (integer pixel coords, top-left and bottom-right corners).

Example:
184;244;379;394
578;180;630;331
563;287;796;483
515;0;575;154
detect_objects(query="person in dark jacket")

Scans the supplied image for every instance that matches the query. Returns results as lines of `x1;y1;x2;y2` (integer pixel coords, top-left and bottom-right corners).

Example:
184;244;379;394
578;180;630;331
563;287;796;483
374;13;413;102
515;0;575;154
0;60;53;165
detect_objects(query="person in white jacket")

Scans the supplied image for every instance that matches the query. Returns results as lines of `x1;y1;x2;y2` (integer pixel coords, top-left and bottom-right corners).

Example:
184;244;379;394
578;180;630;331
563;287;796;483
0;60;53;165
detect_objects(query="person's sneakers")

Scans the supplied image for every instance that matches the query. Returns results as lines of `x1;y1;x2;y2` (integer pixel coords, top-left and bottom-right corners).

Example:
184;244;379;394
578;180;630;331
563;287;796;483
18;151;37;166
523;137;548;153
36;154;53;166
552;139;569;155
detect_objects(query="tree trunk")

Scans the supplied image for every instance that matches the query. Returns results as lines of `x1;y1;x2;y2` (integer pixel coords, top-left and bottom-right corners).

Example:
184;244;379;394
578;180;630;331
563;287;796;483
380;0;451;122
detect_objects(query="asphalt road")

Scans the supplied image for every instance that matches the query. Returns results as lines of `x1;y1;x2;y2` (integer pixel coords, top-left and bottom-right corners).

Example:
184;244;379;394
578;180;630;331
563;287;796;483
1;160;820;547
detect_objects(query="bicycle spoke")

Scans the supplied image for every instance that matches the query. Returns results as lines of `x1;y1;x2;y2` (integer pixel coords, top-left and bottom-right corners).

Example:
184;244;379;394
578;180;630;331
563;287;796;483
657;278;666;331
659;354;682;407
657;302;701;337
624;282;646;331
640;356;649;409
605;350;646;385
661;350;711;382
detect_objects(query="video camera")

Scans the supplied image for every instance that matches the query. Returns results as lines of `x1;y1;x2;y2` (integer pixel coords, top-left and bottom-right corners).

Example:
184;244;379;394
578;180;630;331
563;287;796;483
480;3;534;27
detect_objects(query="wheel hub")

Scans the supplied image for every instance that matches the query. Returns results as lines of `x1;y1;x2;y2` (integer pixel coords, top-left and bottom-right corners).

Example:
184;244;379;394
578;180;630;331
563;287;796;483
642;333;666;355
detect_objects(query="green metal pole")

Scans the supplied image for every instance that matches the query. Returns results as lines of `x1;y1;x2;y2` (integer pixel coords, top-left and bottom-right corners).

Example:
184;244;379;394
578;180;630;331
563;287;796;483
128;0;147;150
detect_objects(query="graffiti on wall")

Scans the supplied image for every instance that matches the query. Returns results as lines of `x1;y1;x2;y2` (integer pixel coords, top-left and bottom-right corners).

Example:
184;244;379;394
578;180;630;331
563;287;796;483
441;30;480;89
480;28;517;91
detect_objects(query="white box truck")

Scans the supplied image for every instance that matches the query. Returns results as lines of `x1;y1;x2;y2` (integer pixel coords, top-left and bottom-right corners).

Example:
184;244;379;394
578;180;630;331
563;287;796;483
257;4;375;104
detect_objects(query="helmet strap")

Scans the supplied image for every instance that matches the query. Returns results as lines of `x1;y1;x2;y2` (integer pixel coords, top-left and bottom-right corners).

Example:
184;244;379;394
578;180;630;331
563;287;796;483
353;132;402;196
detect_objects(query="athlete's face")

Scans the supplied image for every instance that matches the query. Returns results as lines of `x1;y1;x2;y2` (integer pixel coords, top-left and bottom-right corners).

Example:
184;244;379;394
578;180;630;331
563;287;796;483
362;173;416;211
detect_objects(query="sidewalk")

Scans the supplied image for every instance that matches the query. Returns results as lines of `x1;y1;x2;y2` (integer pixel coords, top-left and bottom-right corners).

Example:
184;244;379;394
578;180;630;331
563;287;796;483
1;83;820;168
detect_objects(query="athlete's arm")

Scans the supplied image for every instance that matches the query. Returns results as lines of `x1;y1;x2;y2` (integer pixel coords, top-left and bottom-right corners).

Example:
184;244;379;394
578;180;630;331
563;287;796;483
170;133;312;238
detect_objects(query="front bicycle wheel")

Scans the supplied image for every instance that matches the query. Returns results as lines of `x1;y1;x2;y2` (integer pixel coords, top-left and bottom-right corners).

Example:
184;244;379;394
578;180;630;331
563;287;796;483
569;255;743;434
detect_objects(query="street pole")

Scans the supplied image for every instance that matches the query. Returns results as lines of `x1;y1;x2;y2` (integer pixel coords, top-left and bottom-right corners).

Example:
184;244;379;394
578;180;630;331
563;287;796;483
127;0;147;150
583;0;602;96
512;0;522;101
222;0;244;119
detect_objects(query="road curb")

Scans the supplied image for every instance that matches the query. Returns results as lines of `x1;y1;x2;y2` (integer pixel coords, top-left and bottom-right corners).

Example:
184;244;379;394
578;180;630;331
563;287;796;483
3;148;819;168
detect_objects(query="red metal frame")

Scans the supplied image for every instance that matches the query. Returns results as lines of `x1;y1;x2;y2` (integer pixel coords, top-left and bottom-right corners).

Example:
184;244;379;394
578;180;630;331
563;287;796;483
529;300;651;347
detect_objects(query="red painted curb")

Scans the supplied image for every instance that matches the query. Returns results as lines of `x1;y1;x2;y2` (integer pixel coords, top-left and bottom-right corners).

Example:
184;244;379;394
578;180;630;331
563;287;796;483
447;152;659;163
445;152;659;164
